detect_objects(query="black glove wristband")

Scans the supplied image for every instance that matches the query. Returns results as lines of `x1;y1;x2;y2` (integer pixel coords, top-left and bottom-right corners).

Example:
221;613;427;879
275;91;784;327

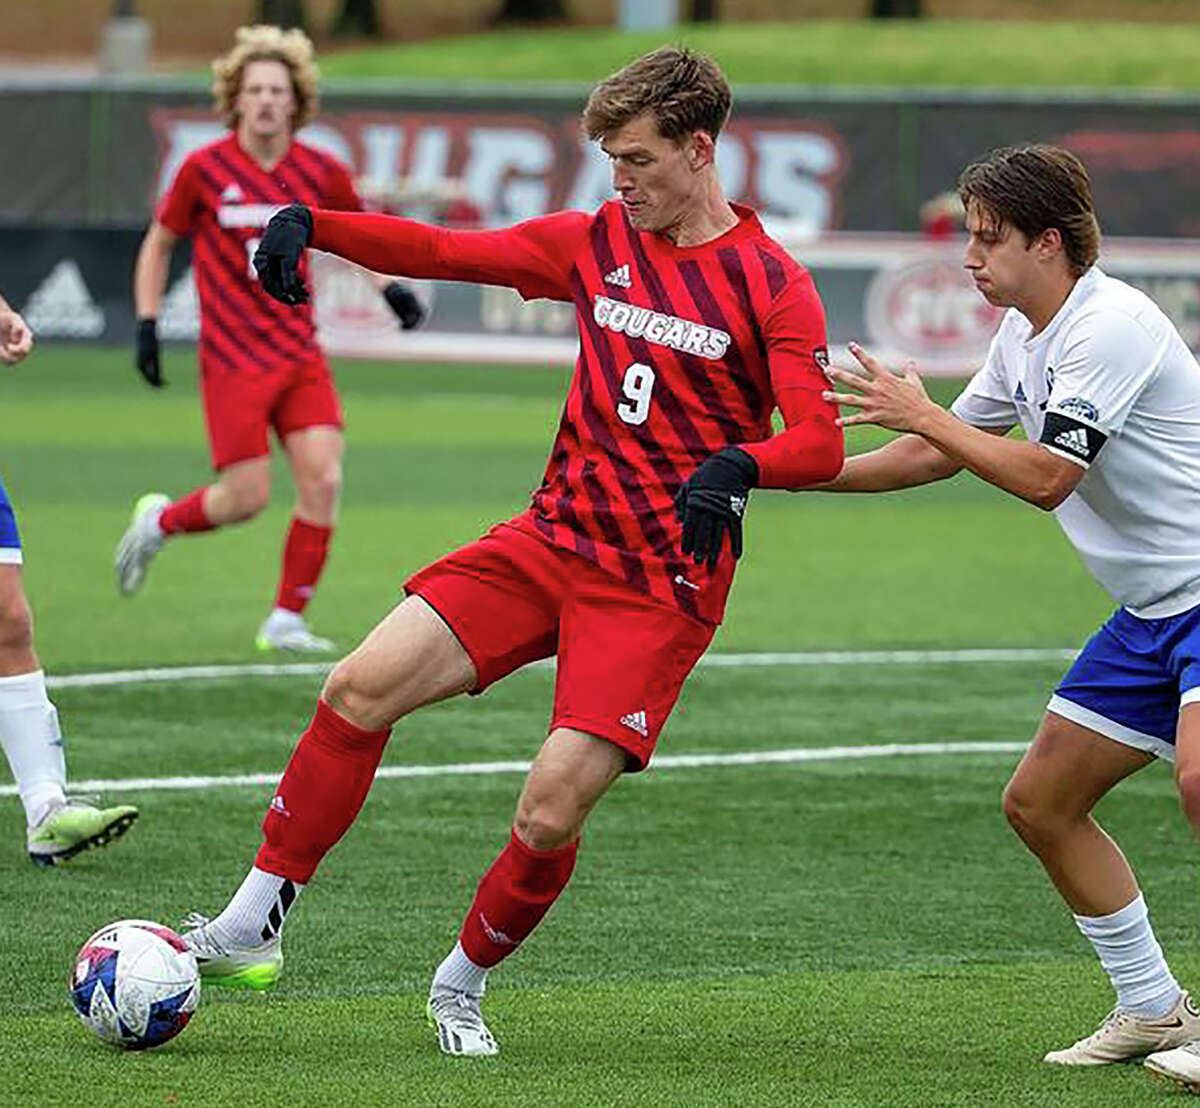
135;316;163;387
253;204;314;305
382;281;425;331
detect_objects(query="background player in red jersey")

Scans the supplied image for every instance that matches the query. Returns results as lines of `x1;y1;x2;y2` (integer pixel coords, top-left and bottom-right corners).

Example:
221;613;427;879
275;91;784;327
117;25;424;652
181;46;843;1054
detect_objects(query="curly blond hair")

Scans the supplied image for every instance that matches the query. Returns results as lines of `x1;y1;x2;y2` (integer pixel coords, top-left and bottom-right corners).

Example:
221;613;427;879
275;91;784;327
212;25;319;131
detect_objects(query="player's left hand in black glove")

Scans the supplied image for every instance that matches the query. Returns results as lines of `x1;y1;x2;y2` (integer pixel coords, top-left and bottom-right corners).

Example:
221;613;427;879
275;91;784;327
253;204;313;306
674;446;759;570
135;317;164;387
382;281;425;330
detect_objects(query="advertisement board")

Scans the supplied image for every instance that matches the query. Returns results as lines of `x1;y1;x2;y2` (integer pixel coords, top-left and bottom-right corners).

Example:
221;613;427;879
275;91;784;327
4;226;1197;377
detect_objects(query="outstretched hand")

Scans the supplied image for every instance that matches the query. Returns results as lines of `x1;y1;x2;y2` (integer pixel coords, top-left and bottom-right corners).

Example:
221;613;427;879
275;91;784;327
0;307;33;366
822;343;935;433
253;204;314;306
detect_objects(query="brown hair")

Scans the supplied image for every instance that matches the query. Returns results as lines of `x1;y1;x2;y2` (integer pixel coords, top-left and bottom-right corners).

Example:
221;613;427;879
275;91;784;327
212;25;320;131
957;145;1100;276
582;45;731;144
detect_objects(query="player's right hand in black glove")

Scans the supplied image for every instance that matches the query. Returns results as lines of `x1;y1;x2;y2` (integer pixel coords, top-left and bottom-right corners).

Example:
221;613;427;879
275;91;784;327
135;317;164;387
254;204;313;306
674;446;759;570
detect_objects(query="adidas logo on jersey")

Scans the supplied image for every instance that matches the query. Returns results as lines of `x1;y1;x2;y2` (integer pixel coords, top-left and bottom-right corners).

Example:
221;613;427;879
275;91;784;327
220;183;245;203
1054;427;1090;456
620;710;649;737
604;263;632;288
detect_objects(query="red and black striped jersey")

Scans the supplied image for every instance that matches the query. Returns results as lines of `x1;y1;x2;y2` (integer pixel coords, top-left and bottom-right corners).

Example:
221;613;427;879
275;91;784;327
311;200;842;624
157;133;360;375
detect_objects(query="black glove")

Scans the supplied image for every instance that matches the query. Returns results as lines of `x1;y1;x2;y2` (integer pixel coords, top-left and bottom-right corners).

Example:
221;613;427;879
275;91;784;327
382;280;425;330
253;204;313;305
135;317;163;387
674;446;759;570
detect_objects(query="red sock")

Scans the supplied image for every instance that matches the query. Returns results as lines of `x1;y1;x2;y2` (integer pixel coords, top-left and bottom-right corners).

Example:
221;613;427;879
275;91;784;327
256;700;392;883
276;517;333;614
458;829;578;968
159;488;216;535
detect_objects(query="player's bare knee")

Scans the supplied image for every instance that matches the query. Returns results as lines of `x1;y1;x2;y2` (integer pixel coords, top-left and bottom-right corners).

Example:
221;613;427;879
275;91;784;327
1001;777;1051;842
1176;768;1200;832
0;592;33;654
513;793;584;849
299;471;340;519
320;659;390;731
513;811;576;850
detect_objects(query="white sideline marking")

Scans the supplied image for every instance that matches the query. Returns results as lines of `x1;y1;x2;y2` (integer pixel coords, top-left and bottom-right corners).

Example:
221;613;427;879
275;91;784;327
0;740;1027;798
43;648;1077;690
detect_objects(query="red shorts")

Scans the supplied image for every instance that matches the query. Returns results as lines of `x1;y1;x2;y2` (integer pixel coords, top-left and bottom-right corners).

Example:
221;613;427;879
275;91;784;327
405;518;715;770
200;357;344;470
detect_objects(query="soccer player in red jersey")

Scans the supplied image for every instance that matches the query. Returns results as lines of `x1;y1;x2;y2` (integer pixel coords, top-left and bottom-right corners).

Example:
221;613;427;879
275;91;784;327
182;46;843;1052
117;25;424;652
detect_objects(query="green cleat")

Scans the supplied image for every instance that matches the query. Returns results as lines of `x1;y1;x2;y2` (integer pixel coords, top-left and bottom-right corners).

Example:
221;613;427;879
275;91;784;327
181;913;283;990
27;798;139;866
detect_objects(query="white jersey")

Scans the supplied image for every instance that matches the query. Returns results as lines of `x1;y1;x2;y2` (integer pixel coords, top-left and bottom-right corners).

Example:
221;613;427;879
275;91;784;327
951;266;1200;618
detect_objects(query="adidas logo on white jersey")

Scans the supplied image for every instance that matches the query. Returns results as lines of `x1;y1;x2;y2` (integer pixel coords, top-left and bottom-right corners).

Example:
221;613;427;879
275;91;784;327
1054;427;1090;456
620;710;649;737
604;263;632;288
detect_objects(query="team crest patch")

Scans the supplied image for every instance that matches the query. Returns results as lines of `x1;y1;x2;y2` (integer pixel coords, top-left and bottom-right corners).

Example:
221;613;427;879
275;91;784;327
1056;396;1099;423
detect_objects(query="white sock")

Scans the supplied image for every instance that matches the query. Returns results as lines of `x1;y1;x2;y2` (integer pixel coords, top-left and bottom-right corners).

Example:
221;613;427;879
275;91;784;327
0;669;66;827
1074;893;1181;1017
432;941;489;997
211;866;304;947
269;607;303;623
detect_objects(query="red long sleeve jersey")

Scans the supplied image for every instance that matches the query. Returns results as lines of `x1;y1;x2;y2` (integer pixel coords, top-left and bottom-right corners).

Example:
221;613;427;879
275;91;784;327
157;133;361;376
312;200;842;624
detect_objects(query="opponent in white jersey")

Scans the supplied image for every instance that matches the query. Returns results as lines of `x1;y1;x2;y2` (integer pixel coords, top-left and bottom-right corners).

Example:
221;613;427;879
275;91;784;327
817;145;1200;1090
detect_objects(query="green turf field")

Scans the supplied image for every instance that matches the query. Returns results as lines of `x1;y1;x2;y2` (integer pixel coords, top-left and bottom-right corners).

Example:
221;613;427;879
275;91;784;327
3;346;1190;1106
316;20;1200;90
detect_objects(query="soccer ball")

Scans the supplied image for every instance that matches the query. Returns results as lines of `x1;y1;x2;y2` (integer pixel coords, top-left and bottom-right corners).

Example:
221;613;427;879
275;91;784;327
69;919;200;1049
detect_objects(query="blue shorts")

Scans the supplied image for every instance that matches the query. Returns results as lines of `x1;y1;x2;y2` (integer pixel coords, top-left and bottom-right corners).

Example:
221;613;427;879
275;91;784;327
1049;604;1200;762
0;475;21;565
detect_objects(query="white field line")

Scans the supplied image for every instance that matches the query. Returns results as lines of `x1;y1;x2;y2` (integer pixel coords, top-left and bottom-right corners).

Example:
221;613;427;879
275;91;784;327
0;741;1028;798
43;647;1077;691
4;649;1052;798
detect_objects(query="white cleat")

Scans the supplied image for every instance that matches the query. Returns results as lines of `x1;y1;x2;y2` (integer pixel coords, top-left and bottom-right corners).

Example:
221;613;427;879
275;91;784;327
1146;1038;1200;1093
427;987;500;1056
180;912;283;991
255;609;336;654
1044;990;1200;1065
115;492;169;596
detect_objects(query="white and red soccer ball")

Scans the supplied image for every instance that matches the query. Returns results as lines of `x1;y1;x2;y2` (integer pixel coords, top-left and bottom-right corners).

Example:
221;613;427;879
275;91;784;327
70;919;200;1049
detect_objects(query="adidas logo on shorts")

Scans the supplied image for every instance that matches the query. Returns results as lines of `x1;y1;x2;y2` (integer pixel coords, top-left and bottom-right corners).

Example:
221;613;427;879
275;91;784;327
620;710;649;737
